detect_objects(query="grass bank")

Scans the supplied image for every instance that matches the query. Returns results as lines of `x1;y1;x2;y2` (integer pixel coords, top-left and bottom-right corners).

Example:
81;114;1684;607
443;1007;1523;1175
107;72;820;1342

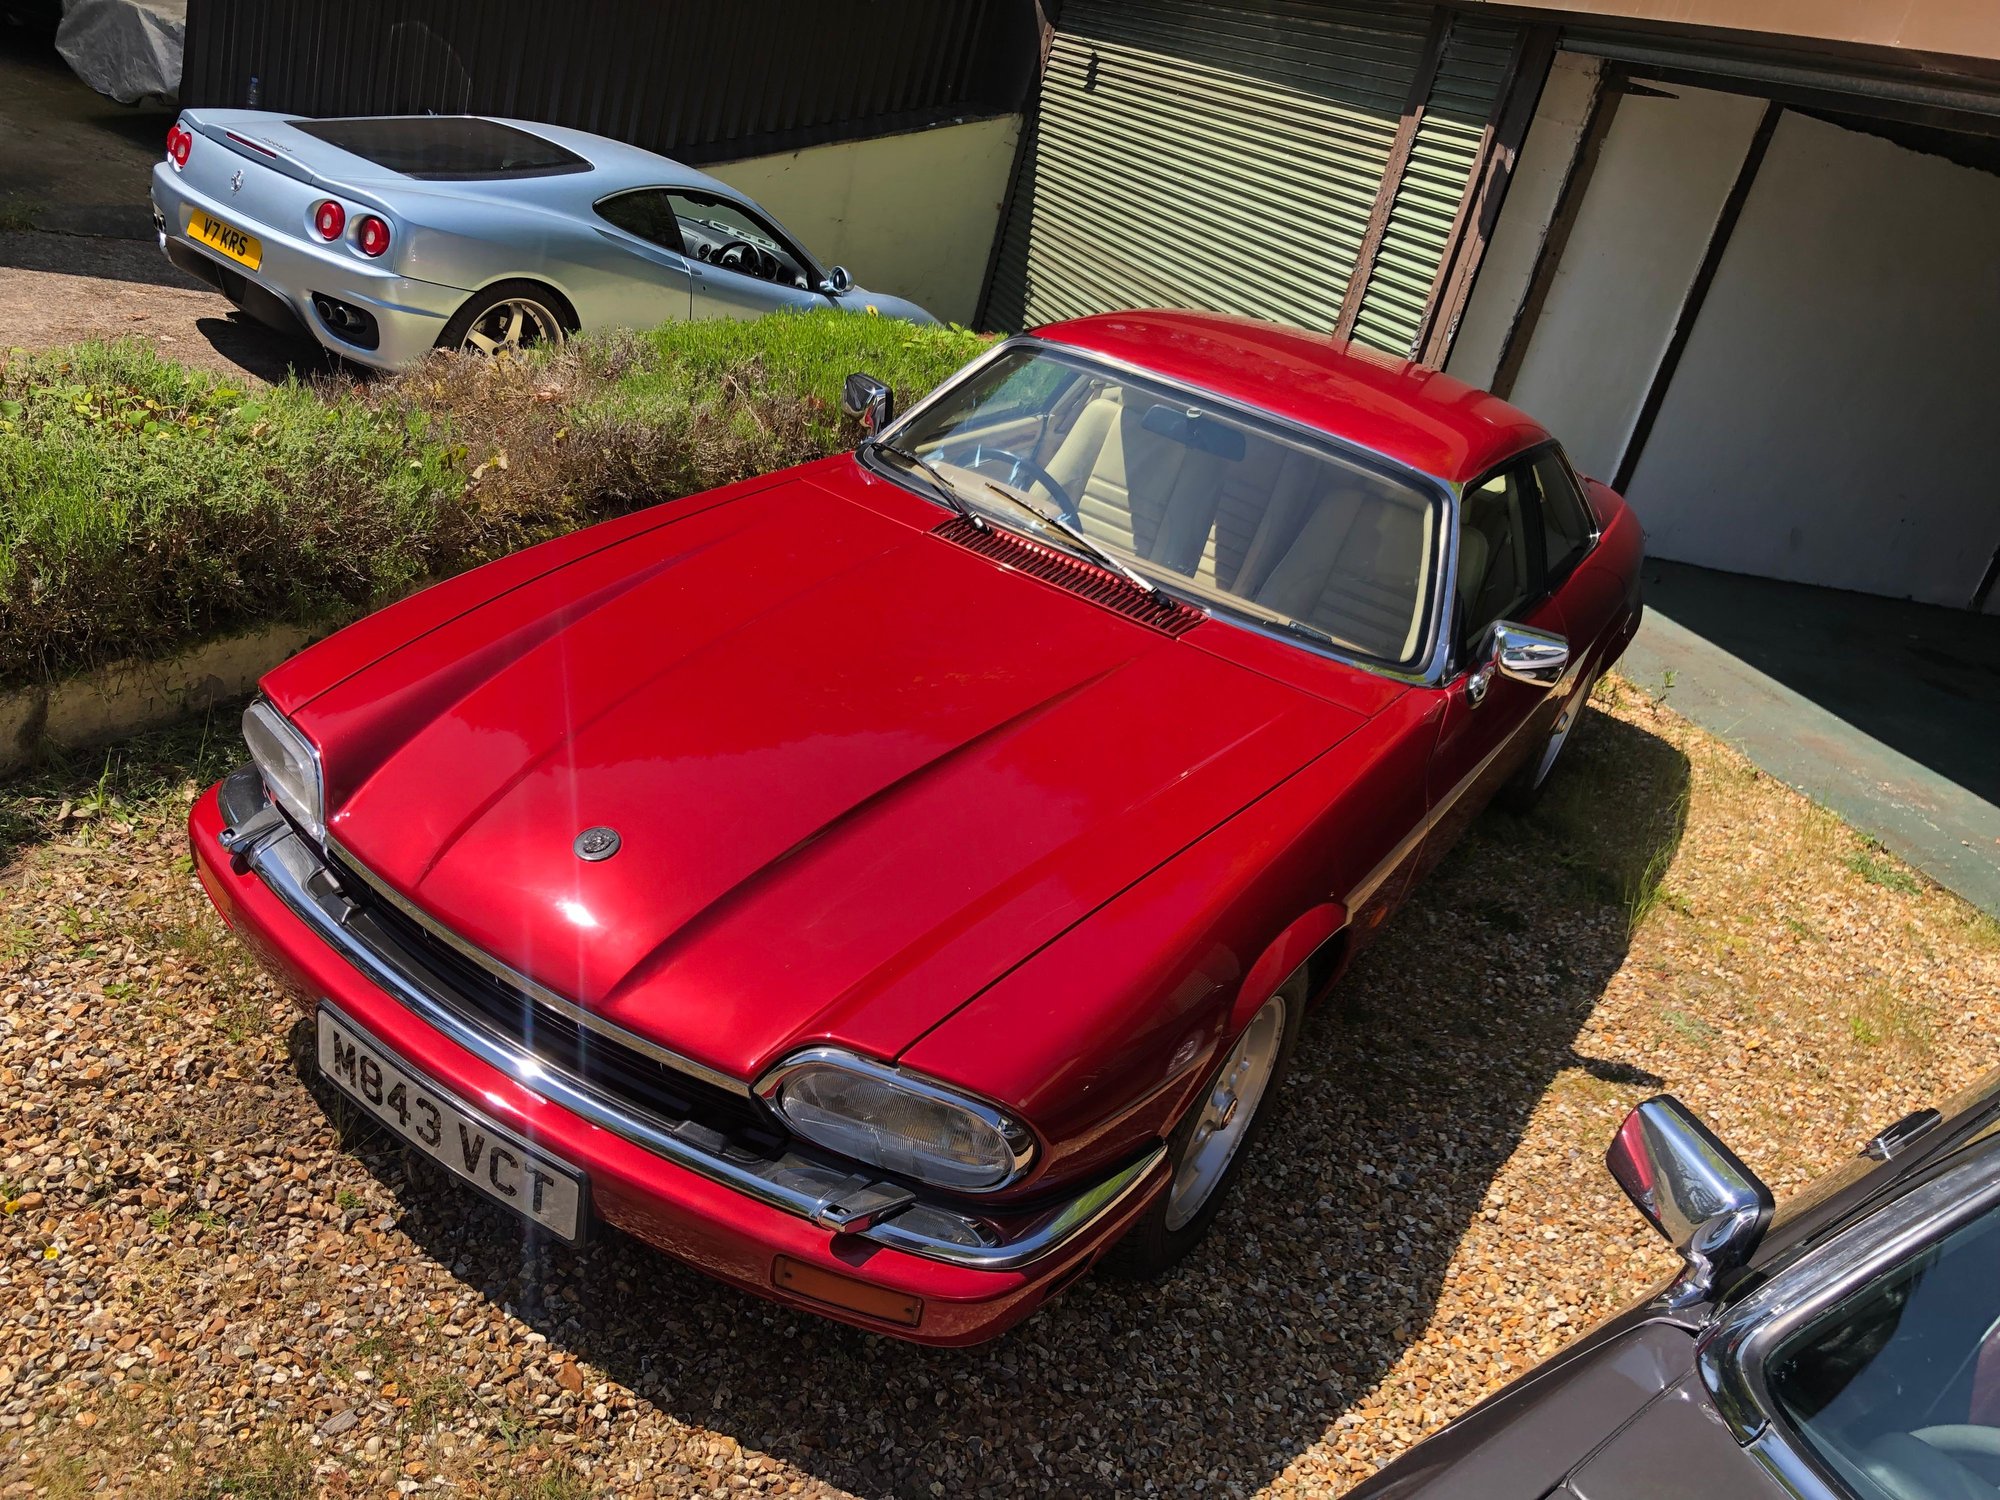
0;313;986;689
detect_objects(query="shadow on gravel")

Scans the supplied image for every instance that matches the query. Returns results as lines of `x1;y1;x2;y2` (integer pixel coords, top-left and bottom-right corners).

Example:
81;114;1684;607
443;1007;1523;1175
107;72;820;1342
299;702;1691;1499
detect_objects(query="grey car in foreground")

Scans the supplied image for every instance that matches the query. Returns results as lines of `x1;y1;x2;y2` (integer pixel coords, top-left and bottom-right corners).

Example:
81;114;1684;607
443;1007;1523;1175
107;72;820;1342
1352;1071;2000;1500
150;112;935;371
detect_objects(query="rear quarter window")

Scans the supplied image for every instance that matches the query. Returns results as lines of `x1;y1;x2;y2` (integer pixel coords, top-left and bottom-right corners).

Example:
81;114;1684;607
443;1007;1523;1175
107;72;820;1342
291;117;591;180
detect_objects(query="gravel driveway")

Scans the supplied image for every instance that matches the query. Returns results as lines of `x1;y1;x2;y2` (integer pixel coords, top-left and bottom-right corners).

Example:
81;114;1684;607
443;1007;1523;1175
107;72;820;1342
3;682;1996;1497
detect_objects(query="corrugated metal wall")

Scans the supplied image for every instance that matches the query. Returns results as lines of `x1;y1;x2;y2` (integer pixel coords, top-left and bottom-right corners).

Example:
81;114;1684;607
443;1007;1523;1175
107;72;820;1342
984;1;1525;354
181;0;1034;164
986;0;1439;334
1346;17;1517;354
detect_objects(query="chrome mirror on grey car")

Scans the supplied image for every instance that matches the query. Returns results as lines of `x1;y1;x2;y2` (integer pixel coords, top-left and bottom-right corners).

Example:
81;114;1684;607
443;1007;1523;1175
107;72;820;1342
822;265;854;295
1607;1096;1773;1308
841;372;893;433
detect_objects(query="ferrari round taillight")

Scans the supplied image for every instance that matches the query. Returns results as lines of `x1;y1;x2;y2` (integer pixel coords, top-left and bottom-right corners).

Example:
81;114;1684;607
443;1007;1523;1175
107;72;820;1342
355;215;390;257
166;125;192;168
313;200;345;241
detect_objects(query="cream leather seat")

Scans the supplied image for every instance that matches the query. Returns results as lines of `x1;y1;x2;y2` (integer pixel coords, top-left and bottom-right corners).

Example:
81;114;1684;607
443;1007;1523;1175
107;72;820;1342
1253;481;1432;661
1193;445;1321;599
1041;392;1226;574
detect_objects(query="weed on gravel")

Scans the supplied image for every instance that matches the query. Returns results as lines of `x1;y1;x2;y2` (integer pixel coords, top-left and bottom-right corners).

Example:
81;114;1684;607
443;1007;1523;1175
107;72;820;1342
0;683;1995;1497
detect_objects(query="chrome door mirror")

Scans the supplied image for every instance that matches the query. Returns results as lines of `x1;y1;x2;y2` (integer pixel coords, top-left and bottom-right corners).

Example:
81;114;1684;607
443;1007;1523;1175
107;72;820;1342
1466;621;1568;704
1607;1096;1773;1307
841;371;892;433
821;265;854;295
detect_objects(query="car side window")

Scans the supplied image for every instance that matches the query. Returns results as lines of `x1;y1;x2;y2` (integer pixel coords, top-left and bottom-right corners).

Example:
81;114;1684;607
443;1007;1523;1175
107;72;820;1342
1529;449;1595;585
594;189;688;254
665;193;813;289
1456;465;1537;659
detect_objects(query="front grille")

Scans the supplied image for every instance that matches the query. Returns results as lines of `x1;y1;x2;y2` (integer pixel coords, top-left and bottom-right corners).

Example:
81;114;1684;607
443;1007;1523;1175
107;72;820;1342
933;516;1207;635
337;863;784;1154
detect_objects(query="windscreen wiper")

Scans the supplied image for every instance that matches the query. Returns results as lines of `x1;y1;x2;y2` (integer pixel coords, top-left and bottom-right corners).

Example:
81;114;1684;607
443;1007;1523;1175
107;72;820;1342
863;437;987;531
980;482;1159;599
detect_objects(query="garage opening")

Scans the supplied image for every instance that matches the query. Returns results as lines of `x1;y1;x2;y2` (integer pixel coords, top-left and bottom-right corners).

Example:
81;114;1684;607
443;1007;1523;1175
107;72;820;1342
1447;50;2000;909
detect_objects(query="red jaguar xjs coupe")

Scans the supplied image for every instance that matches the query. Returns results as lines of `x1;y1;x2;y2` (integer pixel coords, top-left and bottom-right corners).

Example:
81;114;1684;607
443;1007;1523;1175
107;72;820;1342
190;310;1643;1344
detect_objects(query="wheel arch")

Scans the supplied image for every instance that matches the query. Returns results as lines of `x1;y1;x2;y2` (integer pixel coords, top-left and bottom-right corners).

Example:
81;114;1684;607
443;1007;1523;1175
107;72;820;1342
1229;902;1349;1034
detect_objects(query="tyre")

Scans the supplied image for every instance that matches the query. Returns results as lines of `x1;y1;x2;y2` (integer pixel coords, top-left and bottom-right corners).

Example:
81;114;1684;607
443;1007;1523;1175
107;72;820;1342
1499;671;1595;815
1103;968;1307;1278
437;280;574;357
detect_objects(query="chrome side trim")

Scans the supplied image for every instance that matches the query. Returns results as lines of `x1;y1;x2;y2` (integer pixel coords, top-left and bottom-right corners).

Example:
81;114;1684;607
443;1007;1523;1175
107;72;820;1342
323;831;752;1100
223;795;1163;1270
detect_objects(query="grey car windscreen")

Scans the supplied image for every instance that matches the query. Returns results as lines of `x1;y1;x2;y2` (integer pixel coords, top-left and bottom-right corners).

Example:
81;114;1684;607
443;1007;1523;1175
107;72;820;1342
1767;1197;2000;1499
290;117;592;180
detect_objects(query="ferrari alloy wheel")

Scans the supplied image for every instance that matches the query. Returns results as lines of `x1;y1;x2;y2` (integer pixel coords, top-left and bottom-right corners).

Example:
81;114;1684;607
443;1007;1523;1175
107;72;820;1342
438;280;575;360
462;296;563;356
1104;969;1306;1278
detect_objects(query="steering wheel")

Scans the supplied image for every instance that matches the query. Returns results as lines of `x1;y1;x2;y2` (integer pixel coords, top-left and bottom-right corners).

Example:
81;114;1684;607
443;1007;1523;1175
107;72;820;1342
950;444;1081;527
715;239;774;280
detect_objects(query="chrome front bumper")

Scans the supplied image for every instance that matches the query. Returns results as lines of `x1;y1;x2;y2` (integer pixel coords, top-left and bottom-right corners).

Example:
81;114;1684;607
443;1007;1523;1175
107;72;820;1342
215;768;1163;1271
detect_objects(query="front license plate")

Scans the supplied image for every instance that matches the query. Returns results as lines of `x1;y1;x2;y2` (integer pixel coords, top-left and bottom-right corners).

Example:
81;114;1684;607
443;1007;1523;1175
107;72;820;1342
316;1006;585;1242
188;209;263;270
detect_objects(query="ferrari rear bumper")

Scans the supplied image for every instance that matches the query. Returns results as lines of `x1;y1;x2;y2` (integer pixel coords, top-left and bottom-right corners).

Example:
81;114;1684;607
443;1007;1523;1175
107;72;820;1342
151;161;465;371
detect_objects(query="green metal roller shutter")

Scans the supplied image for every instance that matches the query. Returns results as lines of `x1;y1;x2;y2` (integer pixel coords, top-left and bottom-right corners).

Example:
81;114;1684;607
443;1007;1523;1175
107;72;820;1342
984;0;1440;334
1346;17;1519;356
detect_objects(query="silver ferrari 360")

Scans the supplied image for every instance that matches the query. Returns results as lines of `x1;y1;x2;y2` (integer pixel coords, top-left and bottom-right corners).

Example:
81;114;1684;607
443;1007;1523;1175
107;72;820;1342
150;111;936;371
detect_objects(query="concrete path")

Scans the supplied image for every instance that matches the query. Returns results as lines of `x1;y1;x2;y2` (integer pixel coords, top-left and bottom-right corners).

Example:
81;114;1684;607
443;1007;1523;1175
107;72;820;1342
1623;561;2000;915
0;29;320;383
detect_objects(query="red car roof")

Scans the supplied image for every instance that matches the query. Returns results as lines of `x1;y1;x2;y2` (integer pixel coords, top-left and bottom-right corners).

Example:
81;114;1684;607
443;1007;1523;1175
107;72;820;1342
1030;309;1552;486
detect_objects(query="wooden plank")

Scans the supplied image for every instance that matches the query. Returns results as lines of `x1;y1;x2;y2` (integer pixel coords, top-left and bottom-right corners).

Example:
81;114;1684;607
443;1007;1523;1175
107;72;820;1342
1488;62;1624;400
1418;26;1559;367
1612;99;1784;492
1332;9;1451;342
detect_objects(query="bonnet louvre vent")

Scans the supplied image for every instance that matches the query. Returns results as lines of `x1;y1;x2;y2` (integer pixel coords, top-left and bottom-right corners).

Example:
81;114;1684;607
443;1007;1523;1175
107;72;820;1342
933;516;1206;637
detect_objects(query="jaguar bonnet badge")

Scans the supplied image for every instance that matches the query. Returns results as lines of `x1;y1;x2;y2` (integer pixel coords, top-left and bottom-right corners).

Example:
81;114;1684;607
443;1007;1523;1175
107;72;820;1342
573;826;620;862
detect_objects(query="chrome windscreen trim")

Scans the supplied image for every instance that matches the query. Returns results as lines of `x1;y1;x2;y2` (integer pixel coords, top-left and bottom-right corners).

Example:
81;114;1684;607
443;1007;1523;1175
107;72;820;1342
222;794;1163;1271
323;831;752;1101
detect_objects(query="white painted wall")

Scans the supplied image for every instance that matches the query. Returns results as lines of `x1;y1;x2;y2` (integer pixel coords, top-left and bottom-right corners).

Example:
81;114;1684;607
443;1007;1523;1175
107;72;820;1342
1500;82;1766;481
1628;111;2000;610
709;115;1021;327
1447;52;1602;390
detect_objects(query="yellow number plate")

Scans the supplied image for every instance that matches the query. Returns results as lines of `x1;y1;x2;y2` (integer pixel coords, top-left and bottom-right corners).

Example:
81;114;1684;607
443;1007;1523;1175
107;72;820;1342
189;209;262;271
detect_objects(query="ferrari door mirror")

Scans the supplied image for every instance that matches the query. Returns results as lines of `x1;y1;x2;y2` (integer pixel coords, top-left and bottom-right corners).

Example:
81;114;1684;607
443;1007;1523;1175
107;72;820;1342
841;372;892;433
822;265;854;295
1607;1096;1773;1307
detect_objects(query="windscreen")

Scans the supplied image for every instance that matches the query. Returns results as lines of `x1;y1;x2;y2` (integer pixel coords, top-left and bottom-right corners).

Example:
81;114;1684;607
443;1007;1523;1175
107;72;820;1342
890;346;1444;669
291;117;590;180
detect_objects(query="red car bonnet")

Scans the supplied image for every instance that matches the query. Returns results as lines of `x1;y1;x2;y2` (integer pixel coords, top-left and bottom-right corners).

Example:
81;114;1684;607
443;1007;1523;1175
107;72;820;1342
272;464;1378;1082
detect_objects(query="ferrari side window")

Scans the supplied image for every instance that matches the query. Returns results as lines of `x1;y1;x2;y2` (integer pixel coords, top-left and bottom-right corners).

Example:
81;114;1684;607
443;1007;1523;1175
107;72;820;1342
594;190;688;254
666;194;812;288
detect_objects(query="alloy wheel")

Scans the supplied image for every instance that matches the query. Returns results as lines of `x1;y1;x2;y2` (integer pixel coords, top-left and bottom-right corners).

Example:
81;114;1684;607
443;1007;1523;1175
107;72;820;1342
461;297;564;356
1164;994;1287;1231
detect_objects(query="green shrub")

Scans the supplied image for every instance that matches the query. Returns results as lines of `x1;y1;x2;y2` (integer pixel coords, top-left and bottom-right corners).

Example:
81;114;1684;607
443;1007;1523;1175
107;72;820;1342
0;341;466;684
0;312;989;688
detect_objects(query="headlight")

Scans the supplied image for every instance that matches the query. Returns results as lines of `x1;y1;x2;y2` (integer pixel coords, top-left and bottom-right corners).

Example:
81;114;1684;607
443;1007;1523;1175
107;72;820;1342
242;699;325;842
759;1048;1034;1193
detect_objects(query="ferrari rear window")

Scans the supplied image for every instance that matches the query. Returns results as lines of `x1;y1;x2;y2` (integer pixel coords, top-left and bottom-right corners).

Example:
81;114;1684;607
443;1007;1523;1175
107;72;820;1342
290;117;590;180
